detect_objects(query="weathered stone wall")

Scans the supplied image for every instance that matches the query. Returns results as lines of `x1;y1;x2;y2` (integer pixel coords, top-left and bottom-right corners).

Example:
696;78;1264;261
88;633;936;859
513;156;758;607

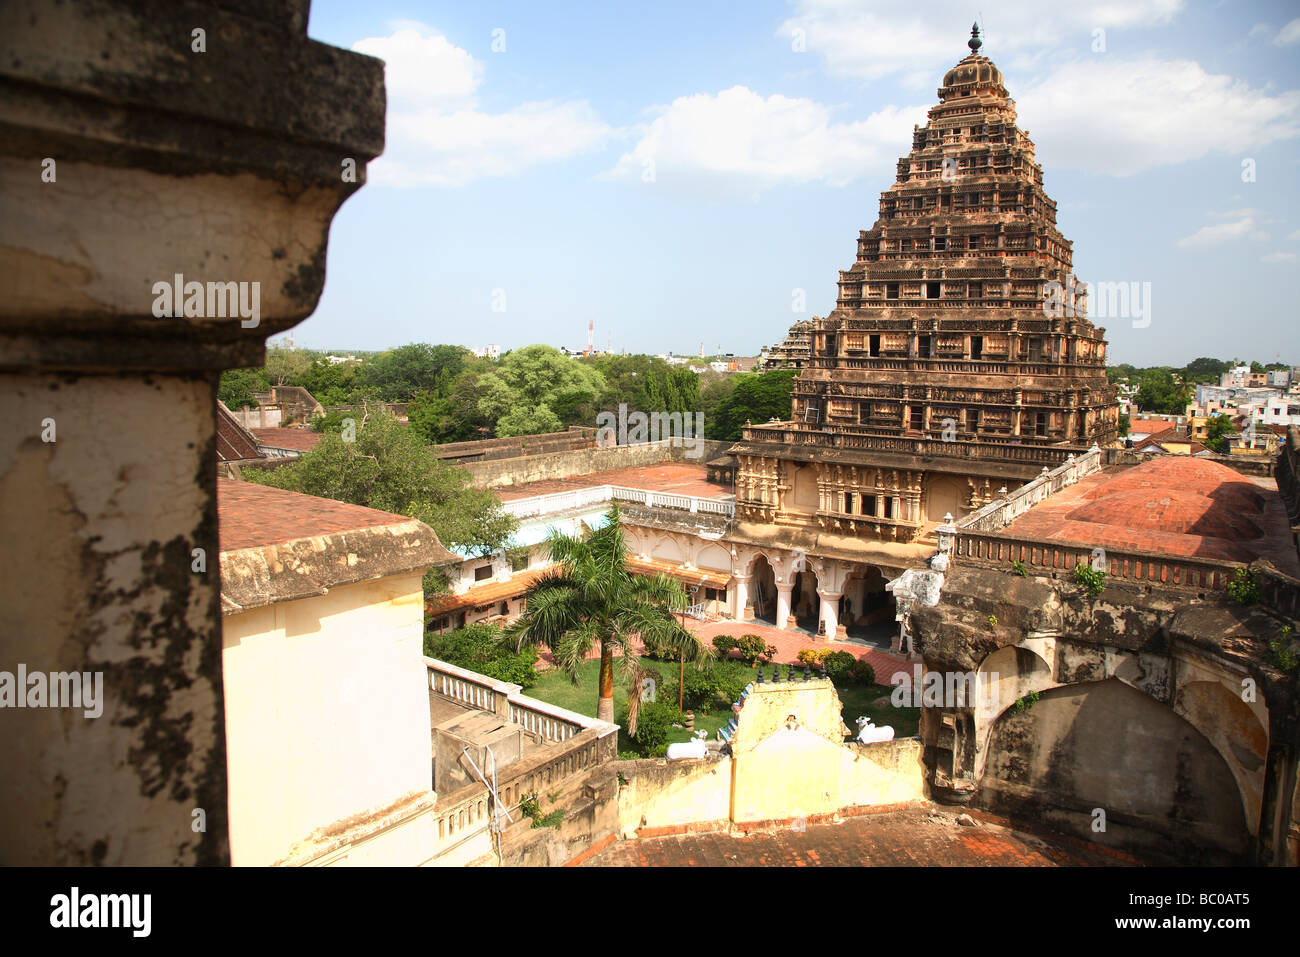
495;762;620;867
465;439;733;489
909;563;1300;864
0;0;384;863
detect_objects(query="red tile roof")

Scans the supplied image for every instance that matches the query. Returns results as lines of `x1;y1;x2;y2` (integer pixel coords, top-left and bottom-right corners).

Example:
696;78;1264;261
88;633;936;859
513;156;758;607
1003;457;1297;570
218;478;416;552
1128;417;1176;436
216;403;264;461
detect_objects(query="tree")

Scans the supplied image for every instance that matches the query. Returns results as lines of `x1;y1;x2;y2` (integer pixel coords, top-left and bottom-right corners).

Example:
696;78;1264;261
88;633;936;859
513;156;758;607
264;346;311;386
1134;368;1191;416
505;503;708;724
496;404;563;437
1184;357;1230;384
362;343;469;402
1205;415;1238;454
710;370;796;440
218;367;270;409
243;408;516;582
479;345;605;433
1117;413;1130;438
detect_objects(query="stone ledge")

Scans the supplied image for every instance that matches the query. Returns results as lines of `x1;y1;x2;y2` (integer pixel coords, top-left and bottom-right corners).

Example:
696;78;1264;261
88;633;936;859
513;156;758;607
220;519;448;614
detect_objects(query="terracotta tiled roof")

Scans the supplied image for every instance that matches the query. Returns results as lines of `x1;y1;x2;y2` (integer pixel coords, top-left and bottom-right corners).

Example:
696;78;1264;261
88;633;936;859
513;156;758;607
219;478;424;552
218;479;459;613
1004;457;1294;567
252;427;323;453
626;556;731;589
1128;418;1176;436
425;568;551;614
216;402;264;461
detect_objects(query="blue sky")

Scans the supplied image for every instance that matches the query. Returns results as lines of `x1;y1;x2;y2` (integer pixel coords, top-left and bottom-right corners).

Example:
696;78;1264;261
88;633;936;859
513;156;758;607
296;1;1300;367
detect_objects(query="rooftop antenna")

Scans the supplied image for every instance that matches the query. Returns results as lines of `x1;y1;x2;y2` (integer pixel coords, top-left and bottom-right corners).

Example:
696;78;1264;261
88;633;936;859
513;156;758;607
587;319;594;356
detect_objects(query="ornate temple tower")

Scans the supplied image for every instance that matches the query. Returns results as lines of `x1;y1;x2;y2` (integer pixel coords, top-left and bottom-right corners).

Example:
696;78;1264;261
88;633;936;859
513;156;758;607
731;26;1119;550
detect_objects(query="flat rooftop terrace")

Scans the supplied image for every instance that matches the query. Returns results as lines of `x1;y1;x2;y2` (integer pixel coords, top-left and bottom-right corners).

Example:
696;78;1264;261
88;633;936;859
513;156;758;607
494;462;732;503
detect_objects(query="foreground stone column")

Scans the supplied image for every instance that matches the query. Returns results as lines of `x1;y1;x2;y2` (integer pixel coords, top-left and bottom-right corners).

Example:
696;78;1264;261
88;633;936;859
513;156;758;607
817;591;842;638
0;0;383;864
775;583;794;630
729;576;751;621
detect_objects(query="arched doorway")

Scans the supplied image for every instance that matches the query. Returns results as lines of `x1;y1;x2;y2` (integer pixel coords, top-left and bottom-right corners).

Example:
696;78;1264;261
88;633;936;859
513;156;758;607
840;566;894;646
791;568;819;632
979;678;1251;863
749;555;777;624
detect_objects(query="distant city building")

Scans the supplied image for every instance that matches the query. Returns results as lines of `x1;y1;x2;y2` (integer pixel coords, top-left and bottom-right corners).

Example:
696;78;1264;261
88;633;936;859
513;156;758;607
470;344;500;360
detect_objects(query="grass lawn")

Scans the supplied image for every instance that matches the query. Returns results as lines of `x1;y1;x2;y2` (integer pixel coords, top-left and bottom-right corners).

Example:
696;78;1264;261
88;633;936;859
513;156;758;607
526;658;919;757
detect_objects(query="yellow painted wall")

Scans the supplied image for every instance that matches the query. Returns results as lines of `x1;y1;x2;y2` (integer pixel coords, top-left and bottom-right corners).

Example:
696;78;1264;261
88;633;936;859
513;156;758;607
222;571;433;866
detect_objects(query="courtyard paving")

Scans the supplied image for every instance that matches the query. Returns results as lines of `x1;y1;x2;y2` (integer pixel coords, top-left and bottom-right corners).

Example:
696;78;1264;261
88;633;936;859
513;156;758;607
584;804;1140;867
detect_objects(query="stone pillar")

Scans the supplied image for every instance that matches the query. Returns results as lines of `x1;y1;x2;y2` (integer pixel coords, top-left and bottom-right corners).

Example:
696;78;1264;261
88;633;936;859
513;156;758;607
818;591;842;638
729;576;751;621
0;0;383;864
775;582;794;630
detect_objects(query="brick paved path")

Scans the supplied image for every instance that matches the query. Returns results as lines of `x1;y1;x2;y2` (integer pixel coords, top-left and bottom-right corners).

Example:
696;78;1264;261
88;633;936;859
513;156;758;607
585;805;1137;867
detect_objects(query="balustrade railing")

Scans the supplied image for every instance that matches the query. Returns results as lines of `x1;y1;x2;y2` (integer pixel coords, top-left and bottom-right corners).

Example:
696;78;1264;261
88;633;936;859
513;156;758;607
502;484;734;520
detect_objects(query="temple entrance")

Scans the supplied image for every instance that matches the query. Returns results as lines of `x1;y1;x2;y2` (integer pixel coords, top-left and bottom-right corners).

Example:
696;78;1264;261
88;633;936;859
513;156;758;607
749;555;777;624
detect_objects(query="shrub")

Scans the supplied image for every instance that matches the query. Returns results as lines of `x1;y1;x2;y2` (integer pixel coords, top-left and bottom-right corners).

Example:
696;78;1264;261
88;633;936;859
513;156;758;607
631;701;674;756
424;623;539;689
1011;690;1040;714
663;660;751;714
1072;562;1107;598
1227;567;1260;606
850;658;876;686
1010;559;1028;577
712;635;738;657
640;632;680;661
823;650;856;683
797;647;834;667
1271;625;1298;673
519;793;564;829
736;634;776;666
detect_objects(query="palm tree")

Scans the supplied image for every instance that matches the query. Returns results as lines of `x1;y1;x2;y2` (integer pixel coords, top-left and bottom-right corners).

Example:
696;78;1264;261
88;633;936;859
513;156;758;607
505;503;709;726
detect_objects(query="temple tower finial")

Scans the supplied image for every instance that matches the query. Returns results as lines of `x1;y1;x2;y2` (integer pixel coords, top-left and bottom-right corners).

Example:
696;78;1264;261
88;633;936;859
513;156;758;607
968;22;982;54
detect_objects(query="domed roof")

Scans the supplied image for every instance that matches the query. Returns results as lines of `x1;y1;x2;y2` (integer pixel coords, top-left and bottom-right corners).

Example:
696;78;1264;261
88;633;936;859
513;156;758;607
943;58;1004;90
942;24;1004;91
1077;456;1267;514
1067;489;1265;541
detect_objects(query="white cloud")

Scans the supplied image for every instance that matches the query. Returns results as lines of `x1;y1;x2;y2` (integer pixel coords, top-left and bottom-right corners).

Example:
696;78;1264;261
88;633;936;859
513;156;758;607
353;24;612;187
777;0;1184;83
1289;230;1300;240
1263;252;1298;263
1017;58;1300;176
1275;17;1300;46
1177;215;1260;248
603;86;926;199
1247;23;1273;41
